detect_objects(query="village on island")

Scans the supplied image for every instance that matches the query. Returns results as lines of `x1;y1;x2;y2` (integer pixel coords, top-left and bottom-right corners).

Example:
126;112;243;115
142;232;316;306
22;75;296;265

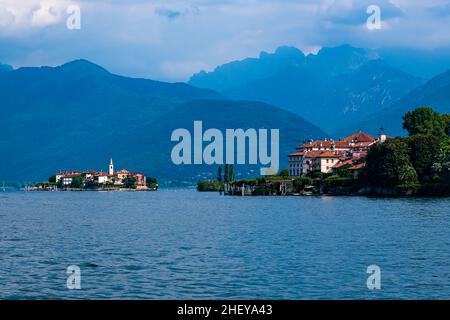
32;159;158;191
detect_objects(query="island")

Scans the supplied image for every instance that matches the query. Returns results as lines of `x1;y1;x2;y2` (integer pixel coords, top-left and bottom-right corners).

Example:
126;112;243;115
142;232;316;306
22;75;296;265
31;158;158;191
198;107;450;197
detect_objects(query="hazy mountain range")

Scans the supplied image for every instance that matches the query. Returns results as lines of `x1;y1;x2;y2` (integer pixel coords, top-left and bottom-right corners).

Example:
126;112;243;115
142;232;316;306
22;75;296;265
189;45;428;133
2;44;450;182
0;60;324;182
189;45;450;137
337;69;450;137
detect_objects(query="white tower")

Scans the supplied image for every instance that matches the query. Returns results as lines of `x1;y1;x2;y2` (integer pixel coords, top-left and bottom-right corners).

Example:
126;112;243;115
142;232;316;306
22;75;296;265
109;158;114;175
379;128;387;142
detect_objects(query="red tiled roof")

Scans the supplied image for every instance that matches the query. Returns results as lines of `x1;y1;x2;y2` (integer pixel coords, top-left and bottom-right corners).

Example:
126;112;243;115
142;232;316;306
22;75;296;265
332;159;353;169
304;151;341;158
290;131;383;161
349;163;366;170
335;141;353;148
82;171;99;174
95;173;110;177
340;131;377;143
297;137;375;151
58;171;81;175
288;151;304;157
298;140;337;149
350;142;374;148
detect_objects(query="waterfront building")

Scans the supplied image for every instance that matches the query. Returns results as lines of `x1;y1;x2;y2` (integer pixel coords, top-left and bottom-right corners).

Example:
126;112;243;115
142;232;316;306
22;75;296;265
133;173;145;186
288;131;387;177
94;173;110;184
61;175;76;186
305;151;342;174
115;169;130;181
288;151;304;177
55;171;81;183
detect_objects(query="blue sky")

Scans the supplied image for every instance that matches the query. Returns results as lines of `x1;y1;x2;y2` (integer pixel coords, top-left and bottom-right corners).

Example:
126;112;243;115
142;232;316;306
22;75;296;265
1;0;450;81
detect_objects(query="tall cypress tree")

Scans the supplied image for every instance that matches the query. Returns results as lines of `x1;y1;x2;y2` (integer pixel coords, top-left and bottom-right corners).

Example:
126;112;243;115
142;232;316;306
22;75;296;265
224;164;229;183
217;166;223;182
230;164;235;182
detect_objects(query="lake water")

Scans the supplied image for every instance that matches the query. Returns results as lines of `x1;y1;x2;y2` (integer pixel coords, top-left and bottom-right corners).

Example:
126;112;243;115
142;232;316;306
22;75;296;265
0;190;449;299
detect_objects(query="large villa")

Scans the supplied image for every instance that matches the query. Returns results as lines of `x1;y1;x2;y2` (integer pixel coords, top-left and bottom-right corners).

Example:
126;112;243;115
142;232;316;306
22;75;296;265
288;131;388;178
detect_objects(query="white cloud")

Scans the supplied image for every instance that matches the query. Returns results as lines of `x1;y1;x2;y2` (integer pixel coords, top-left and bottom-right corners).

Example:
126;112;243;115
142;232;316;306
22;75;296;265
1;0;450;81
0;0;76;31
0;6;14;27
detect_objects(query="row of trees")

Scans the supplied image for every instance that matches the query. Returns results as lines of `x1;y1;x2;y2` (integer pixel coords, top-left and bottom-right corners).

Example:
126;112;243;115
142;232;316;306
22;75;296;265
363;107;450;195
217;164;235;183
197;164;236;192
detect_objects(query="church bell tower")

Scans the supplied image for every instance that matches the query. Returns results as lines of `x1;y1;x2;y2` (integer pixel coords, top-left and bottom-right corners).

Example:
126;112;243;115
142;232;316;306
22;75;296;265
109;158;114;175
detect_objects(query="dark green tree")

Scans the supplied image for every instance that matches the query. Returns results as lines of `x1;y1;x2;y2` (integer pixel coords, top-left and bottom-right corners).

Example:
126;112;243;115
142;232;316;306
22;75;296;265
334;163;352;177
84;180;97;189
48;175;56;183
293;176;313;192
197;180;223;192
224;164;229;183
279;168;289;177
146;177;158;185
364;138;418;188
229;164;235;182
402;107;447;137
146;177;158;189
443;114;450;136
123;176;138;189
408;134;442;182
70;175;84;188
217;166;222;183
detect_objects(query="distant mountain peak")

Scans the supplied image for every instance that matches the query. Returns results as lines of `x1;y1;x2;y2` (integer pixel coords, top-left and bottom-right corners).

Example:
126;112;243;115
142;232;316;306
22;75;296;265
58;59;109;74
189;45;308;91
274;46;305;58
189;44;381;92
309;44;380;73
259;46;305;60
316;44;376;57
0;63;13;72
425;68;450;86
188;44;422;134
